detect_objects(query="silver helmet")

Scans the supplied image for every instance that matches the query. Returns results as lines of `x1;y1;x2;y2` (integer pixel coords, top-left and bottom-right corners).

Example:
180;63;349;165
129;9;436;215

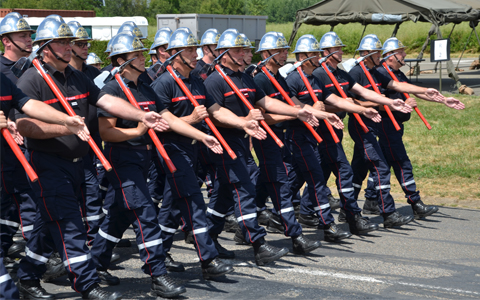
108;32;148;58
0;12;35;36
292;34;322;53
166;27;198;51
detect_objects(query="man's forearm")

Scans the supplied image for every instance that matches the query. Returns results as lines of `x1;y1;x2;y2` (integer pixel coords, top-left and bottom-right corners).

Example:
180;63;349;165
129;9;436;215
17;118;72;139
97;95;145;122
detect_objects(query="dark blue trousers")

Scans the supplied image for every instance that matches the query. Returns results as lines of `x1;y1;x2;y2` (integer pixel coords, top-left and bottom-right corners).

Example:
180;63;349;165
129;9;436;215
0;249;19;300
17;151;100;293
286;127;334;225
156;139;217;263
252;131;302;237
91;146;166;277
365;121;420;204
206;134;266;243
348;116;396;214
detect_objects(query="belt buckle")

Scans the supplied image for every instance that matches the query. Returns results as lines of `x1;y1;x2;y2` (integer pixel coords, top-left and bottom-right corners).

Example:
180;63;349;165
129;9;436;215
72;158;81;163
191;140;197;145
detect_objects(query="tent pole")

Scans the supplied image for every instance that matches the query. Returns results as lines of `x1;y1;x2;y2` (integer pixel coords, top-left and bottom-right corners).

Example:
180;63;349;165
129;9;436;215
456;28;474;70
473;24;480;61
415;24;436;76
354;24;368;58
435;25;462;89
391;23;401;37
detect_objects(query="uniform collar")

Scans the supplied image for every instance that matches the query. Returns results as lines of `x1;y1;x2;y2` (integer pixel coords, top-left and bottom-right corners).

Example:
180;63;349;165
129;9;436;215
221;65;242;77
43;62;74;77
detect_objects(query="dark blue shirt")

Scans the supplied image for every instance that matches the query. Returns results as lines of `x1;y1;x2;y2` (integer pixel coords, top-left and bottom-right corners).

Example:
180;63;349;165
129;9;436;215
377;65;411;123
286;69;331;128
98;76;164;147
81;62;102;134
204;65;265;136
16;63;100;158
1;73;28;116
0;54;18;84
312;64;356;119
348;64;391;101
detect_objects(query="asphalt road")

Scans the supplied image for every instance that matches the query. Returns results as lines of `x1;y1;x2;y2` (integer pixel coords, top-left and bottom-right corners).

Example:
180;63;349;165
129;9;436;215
11;198;480;300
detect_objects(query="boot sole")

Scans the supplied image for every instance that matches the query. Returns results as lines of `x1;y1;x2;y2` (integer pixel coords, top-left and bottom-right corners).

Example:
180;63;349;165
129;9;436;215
384;216;415;228
266;225;284;234
151;286;186;298
324;232;353;242
414;207;439;219
255;247;289;266
362;209;381;215
203;266;234;279
351;226;380;235
298;221;319;229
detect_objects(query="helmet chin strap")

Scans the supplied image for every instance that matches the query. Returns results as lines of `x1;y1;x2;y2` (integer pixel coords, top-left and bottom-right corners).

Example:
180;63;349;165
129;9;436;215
207;45;217;59
47;44;69;64
72;49;86;61
226;51;242;67
179;52;195;70
267;50;284;67
6;35;31;54
393;53;405;66
306;54;319;68
368;54;379;67
129;64;144;74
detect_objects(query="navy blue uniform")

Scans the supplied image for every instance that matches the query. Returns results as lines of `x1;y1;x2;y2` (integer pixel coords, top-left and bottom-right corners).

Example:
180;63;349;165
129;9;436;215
253;69;302;237
90;76;168;277
204;65;267;243
0;74;29;300
348;64;397;214
364;66;419;205
284;69;334;225
310;65;363;217
15;64;101;293
151;68;218;263
0;55;37;248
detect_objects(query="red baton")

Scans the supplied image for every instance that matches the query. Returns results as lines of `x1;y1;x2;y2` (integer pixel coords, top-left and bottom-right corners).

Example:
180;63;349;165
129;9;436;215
166;65;237;160
214;64;284;148
358;60;401;131
2;128;38;182
296;66;340;143
113;73;177;173
320;62;369;133
381;62;432;130
31;58;112;172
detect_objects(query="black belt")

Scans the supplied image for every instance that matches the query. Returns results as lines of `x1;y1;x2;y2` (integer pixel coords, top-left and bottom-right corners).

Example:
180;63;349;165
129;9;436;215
106;143;153;151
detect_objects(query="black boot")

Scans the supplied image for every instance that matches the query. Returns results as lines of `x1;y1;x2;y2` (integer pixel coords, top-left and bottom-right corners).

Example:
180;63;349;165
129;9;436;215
257;209;273;226
266;214;284;234
211;234;235;259
293;204;300;218
42;252;67;282
97;269;120;286
318;222;352;242
298;213;319;228
82;283;122;300
338;208;346;223
412;200;439;219
346;213;379;235
184;231;194;245
7;242;25;258
253;237;289;266
151;274;186;298
115;239;131;248
110;252;120;264
18;280;54;300
202;257;234;279
328;194;341;210
383;211;414;228
224;214;239;233
165;253;185;272
233;228;251;245
292;234;322;255
363;198;380;215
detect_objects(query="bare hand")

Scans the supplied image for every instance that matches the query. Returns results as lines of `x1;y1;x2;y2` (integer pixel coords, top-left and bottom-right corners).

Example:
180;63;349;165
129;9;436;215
144;112;170;132
405;97;417;108
202;135;223;154
390;99;413;113
444;97;465;110
0;111;6;129
190;105;209;123
243;120;267;140
65;116;90;142
326;113;344;129
297;109;319;127
246;108;264;121
136;122;149;136
312;101;325;111
7;121;24;145
425;88;444;102
363;108;382;123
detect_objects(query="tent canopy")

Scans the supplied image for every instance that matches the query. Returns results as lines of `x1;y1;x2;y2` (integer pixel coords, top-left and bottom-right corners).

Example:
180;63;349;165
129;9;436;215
290;0;480;43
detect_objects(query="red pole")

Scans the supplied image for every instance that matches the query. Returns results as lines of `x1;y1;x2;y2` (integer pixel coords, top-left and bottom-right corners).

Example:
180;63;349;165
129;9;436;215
31;58;113;172
358;60;401;131
1;129;38;182
320;62;369;133
259;66;323;143
166;65;237;160
295;66;340;143
214;64;284;148
381;62;432;130
113;73;177;173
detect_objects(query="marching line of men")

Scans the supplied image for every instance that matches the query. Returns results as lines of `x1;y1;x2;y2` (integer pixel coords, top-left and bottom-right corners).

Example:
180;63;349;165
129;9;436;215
0;12;464;300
